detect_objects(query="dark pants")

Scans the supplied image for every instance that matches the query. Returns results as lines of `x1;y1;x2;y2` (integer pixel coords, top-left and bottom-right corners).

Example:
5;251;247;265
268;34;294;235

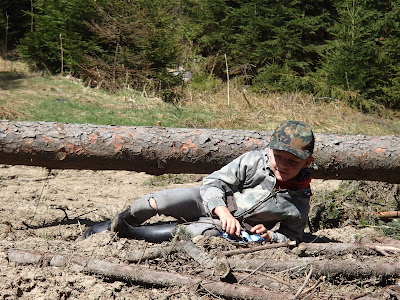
130;186;221;236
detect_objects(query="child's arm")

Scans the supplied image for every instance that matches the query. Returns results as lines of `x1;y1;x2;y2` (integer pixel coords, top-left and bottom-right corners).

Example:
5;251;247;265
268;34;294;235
213;206;241;236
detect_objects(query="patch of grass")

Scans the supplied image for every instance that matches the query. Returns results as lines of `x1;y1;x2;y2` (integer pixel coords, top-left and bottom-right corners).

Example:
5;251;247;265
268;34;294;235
1;58;399;135
379;220;400;240
172;225;193;241
40;233;53;241
310;181;400;235
143;174;198;187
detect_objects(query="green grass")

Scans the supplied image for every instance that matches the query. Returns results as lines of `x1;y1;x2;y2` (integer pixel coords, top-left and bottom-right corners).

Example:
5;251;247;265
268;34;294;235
310;180;400;239
1;59;400;135
1;72;219;128
143;174;201;186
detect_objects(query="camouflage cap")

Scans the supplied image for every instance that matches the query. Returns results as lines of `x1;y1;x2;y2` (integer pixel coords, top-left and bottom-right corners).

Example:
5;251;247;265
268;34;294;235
268;120;315;160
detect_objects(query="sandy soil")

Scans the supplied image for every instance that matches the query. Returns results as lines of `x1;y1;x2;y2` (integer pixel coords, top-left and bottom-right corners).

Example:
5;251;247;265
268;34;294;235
0;165;399;299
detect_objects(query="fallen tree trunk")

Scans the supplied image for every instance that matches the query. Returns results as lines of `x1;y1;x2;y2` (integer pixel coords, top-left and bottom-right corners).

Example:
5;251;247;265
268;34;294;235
122;244;178;263
228;258;400;278
7;249;293;300
0;120;399;182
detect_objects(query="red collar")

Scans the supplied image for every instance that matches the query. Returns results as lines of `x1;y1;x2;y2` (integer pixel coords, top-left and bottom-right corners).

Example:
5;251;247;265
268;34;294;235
276;177;312;189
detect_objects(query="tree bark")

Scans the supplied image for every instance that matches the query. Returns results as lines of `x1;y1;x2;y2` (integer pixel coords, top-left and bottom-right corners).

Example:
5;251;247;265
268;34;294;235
179;241;231;278
228;258;400;279
7;249;293;300
294;242;400;257
0;120;399;182
376;211;400;219
218;241;296;257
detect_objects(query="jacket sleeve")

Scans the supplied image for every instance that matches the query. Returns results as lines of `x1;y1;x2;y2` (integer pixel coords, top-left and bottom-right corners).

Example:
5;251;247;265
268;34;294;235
200;151;261;215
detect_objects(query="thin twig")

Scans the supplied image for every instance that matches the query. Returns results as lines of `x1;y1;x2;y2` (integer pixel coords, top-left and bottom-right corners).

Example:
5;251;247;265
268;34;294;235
294;266;313;299
28;169;52;226
237;261;267;284
77;220;83;236
219;241;295;257
137;242;149;265
224;53;230;107
301;276;325;298
235;268;290;286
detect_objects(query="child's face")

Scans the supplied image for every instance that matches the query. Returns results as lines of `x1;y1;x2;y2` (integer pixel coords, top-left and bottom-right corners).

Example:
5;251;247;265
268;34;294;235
268;148;312;182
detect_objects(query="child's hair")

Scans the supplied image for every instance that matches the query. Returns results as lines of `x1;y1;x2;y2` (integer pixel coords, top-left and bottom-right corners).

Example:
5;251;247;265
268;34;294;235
268;120;314;159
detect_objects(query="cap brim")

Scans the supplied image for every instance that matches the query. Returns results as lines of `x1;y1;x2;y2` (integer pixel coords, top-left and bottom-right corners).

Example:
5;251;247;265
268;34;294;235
268;141;310;160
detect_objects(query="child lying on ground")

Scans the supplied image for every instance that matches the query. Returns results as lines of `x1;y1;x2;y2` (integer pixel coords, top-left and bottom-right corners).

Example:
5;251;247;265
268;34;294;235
84;120;314;243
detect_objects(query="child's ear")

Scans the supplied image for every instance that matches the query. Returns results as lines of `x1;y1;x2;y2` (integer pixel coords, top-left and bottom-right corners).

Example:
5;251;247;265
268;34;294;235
303;156;313;167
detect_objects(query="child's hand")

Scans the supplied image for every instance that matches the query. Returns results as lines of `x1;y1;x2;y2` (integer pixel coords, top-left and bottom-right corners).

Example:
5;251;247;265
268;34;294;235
213;206;241;236
250;224;272;242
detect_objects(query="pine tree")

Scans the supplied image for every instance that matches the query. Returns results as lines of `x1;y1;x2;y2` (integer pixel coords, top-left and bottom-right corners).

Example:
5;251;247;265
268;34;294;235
18;0;99;73
184;0;334;89
0;0;31;52
318;0;400;109
82;0;184;92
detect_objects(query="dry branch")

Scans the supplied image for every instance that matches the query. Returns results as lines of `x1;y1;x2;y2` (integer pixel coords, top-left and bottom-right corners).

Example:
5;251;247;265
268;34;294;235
0;120;399;182
295;242;400;257
123;241;231;278
376;211;400;219
371;237;400;247
218;241;296;257
7;249;294;300
122;240;230;278
228;257;400;278
179;241;231;278
122;244;178;263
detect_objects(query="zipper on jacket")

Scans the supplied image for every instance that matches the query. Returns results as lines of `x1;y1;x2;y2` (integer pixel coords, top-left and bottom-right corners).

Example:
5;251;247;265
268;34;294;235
236;188;279;218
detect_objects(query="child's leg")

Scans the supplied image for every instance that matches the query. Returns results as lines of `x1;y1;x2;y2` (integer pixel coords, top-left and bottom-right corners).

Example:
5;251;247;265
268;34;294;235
111;186;206;233
148;186;207;221
148;187;222;237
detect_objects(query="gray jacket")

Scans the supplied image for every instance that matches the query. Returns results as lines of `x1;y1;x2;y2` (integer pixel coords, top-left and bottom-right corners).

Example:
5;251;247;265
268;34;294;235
200;149;311;242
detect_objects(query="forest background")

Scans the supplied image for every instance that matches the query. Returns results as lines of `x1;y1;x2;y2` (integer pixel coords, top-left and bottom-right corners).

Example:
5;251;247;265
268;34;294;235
2;0;400;113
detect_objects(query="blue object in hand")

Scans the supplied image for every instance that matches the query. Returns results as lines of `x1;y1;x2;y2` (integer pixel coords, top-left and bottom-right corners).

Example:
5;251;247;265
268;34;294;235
220;230;264;243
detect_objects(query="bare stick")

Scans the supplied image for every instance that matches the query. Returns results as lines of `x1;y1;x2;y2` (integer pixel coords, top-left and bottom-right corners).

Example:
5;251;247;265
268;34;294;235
376;211;400;219
123;244;178;263
219;241;296;257
237;261;267;284
5;12;9;70
294;267;313;299
60;34;64;75
295;242;400;257
300;276;325;297
224;53;230;106
228;257;400;278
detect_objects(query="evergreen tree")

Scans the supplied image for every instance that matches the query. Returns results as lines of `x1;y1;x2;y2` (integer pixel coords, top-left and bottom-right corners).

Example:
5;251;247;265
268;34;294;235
83;0;184;92
0;0;31;53
18;0;184;93
320;0;377;91
374;0;400;108
318;0;400;109
184;0;334;89
18;0;99;73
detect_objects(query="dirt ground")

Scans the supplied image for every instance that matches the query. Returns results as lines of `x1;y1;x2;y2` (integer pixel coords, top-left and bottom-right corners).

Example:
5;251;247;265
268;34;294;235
1;164;399;300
